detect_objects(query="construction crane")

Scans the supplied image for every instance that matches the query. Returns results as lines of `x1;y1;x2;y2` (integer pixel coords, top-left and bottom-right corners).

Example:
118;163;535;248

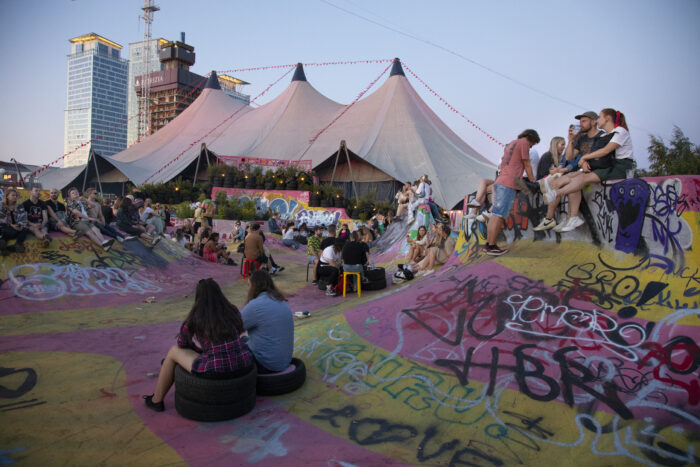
139;0;160;139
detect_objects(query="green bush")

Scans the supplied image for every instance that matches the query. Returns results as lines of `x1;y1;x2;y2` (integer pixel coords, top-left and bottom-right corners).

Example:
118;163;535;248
175;202;194;219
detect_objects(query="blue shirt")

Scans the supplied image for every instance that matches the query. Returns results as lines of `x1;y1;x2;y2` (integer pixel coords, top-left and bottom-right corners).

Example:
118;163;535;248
240;292;294;372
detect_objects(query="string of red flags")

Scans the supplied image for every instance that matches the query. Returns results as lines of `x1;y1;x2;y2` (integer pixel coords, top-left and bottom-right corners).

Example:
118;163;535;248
402;62;505;147
217;59;393;75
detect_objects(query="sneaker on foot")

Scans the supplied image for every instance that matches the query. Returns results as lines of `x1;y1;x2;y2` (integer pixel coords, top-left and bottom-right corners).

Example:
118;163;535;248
533;218;556;231
467;199;481;208
311;279;318;284
553;217;569;232
116;237;124;243
125;235;137;241
151;237;160;247
143;394;164;412
475;214;486;223
102;239;115;252
485;244;509;256
325;288;337;297
559;216;584;232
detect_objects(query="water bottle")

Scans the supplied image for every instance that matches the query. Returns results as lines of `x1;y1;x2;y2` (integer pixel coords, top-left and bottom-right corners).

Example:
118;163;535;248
370;260;374;270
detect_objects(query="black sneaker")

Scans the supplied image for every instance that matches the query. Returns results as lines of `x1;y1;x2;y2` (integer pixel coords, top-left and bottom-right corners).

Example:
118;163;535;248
311;280;318;284
143;394;164;412
485;244;508;256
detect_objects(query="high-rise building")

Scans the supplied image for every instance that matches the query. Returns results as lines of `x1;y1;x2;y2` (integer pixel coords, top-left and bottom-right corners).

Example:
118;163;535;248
218;74;251;105
126;38;167;146
64;33;129;167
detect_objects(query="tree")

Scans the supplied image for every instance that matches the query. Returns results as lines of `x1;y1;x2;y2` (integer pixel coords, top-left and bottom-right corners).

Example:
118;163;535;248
636;126;700;177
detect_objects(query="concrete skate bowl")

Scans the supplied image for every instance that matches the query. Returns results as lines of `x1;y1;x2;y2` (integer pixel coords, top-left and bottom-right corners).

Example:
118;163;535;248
0;175;699;466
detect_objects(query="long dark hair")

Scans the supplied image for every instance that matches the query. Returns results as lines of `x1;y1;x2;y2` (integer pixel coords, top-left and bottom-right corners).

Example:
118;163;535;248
517;129;541;144
246;270;286;303
180;278;244;345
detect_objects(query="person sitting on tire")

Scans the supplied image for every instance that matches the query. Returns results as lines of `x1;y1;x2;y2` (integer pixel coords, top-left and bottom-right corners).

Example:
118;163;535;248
240;270;294;373
143;278;254;412
319;238;345;296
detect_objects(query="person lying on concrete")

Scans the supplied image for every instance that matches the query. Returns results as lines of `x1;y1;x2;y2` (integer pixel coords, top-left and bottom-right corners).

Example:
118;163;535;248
203;232;236;265
143;278;254;412
85;188;132;243
116;196;159;246
22;186;51;248
415;223;456;274
485;129;539;256
406;225;429;264
65;187;115;252
241;270;294;373
307;225;323;284
45;188;76;237
0;188;29;255
539;108;634;233
282;222;300;249
342;231;369;289
319;238;345;296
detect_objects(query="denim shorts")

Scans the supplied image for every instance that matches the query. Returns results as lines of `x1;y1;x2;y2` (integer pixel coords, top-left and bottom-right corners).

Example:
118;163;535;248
491;184;516;219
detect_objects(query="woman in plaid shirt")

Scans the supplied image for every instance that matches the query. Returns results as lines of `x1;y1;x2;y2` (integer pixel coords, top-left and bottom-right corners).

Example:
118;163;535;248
144;278;253;412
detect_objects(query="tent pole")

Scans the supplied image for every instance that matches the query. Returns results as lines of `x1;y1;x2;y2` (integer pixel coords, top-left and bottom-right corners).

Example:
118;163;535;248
193;143;205;188
342;141;360;205
329;141;342;185
92;148;104;195
82;148;92;193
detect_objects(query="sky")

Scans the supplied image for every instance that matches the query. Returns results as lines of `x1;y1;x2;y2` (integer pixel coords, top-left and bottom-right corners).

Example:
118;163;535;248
1;0;699;170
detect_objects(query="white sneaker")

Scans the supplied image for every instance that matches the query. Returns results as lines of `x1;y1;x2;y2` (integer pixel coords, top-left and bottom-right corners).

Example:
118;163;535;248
482;211;492;220
475;214;486;223
467;199;481;208
325;288;336;296
559;216;584;232
533;218;556;231
553;217;569;232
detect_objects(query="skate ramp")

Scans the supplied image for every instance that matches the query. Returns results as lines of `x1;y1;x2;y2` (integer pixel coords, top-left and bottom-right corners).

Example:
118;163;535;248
0;175;698;466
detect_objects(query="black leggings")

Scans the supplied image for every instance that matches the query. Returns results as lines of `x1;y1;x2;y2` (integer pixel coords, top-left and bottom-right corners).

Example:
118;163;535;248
319;265;340;286
0;225;28;244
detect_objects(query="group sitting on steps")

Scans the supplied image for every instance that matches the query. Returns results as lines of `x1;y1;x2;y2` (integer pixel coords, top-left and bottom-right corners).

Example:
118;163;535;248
466;108;635;256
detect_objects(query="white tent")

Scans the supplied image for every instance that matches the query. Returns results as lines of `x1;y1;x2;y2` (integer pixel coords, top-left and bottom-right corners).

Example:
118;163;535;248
100;72;251;185
207;64;345;161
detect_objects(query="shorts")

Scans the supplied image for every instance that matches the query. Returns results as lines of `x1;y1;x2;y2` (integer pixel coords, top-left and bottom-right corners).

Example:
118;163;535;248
307;255;317;264
593;158;635;182
491;184;516;219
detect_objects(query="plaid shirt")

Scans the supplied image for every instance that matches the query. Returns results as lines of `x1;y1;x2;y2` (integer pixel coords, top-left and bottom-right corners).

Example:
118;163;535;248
177;326;253;374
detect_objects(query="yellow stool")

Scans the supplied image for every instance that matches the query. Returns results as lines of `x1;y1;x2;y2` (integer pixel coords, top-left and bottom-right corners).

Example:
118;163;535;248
342;272;361;297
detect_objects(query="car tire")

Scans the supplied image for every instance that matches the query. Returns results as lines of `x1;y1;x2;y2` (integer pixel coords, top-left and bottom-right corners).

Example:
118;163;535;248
174;391;256;422
174;364;256;403
256;358;306;396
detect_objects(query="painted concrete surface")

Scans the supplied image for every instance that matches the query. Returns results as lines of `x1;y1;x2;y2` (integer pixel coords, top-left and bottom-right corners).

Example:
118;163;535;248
0;175;699;466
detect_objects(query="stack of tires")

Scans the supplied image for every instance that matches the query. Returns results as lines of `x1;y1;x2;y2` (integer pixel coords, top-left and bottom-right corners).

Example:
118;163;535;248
173;359;307;422
364;267;387;291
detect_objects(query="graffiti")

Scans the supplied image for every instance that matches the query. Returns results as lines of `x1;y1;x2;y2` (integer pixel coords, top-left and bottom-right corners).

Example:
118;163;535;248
610;179;651;253
295;208;341;227
0;366;46;412
8;263;161;301
221;415;290;463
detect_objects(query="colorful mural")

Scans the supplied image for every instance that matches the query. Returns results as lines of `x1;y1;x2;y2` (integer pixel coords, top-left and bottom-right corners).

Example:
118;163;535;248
0;175;698;465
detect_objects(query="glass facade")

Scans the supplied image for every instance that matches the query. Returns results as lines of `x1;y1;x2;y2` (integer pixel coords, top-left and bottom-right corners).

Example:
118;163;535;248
64;35;128;167
126;39;164;146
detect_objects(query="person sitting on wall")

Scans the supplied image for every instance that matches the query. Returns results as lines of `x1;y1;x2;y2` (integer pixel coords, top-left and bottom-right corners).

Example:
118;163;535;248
342;231;369;289
395;182;412;218
126;195;157;237
85;188;131;243
415;223;456;274
307;225;324;284
231;221;245;243
116;196;159;246
267;213;282;235
203;232;236;265
143;278;253;412
65;187;115;252
240;270;294;373
319;238;345;297
338;223;351;240
0;188;29;255
45;188;76;237
22;185;52;248
466;175;496;221
406;225;429;265
282;222;300;249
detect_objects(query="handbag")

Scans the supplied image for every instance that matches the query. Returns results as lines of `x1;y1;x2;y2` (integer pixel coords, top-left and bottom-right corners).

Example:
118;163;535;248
588;132;615;170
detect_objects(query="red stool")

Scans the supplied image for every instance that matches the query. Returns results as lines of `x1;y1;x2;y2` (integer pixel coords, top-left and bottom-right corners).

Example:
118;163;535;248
242;259;261;278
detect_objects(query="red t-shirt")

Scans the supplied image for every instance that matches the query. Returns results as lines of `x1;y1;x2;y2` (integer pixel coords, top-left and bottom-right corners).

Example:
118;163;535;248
495;138;530;189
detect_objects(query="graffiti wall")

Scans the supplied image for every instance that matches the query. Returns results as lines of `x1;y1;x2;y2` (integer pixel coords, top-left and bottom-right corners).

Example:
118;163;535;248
211;187;357;229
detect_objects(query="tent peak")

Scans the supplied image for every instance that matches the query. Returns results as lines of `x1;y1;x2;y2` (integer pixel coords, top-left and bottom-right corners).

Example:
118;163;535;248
204;71;221;90
390;58;405;77
292;63;307;82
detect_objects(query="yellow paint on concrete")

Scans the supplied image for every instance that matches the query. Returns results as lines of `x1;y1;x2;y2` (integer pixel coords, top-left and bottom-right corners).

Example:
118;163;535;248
0;352;184;466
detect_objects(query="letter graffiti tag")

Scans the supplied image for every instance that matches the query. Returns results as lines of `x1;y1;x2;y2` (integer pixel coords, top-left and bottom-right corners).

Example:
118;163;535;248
9;263;161;301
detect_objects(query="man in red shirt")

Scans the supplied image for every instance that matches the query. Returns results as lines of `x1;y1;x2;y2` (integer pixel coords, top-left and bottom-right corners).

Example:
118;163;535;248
485;129;539;256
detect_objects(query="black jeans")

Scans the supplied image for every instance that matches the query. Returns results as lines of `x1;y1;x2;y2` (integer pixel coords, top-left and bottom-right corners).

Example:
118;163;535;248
319;265;340;286
0;225;28;244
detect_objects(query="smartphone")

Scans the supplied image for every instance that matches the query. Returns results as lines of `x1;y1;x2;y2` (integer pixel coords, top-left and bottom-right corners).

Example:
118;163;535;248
571;124;580;134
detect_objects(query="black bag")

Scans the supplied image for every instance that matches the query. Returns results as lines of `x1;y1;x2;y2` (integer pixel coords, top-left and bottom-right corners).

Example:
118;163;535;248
365;267;385;281
588;132;615;170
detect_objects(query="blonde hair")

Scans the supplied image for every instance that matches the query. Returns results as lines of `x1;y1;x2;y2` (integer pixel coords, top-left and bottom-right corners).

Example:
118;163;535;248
549;136;565;166
1;188;18;208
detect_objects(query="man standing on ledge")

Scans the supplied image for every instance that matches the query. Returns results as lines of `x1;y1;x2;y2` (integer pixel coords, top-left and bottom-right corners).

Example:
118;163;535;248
485;129;539;256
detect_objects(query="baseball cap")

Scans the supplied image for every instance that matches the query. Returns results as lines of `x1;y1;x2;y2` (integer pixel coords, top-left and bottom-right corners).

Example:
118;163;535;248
575;111;598;120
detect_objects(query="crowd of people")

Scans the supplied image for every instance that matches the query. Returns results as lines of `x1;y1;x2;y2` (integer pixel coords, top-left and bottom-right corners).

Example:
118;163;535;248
466;108;635;256
394;174;448;224
0;185;171;256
